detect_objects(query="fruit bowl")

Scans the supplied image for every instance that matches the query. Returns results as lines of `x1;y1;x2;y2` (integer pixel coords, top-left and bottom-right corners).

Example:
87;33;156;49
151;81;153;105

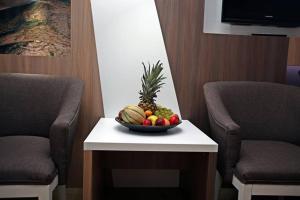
115;117;182;133
116;60;181;133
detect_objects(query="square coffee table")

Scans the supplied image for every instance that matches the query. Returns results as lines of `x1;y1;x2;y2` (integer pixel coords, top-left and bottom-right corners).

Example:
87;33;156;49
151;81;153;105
83;118;218;200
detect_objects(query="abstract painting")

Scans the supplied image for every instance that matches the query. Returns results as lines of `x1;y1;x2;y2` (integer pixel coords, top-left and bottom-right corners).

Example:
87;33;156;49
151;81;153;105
0;0;71;56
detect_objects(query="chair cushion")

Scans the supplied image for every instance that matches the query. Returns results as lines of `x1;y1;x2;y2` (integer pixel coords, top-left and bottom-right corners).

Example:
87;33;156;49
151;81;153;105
235;140;300;185
0;136;57;185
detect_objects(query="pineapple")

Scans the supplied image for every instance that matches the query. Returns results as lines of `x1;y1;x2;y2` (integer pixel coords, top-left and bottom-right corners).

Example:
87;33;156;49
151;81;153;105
138;60;166;113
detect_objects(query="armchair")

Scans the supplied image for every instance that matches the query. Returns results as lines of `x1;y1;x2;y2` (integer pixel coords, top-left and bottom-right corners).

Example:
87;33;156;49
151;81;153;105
0;73;83;200
204;81;300;200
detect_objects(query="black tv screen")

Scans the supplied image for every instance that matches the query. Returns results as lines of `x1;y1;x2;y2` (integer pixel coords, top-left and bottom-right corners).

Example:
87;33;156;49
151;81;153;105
222;0;300;27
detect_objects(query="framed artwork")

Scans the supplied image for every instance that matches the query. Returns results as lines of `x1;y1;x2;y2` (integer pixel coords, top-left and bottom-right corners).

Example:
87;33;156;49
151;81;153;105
0;0;71;56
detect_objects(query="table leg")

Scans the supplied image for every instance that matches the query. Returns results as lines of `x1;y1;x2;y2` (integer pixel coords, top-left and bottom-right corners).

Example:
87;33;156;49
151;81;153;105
83;151;103;200
204;153;217;200
180;152;217;200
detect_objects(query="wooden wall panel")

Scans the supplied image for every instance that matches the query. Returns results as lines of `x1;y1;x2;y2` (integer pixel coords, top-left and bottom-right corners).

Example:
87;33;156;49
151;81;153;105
0;0;290;188
288;38;300;65
0;0;104;188
155;0;289;131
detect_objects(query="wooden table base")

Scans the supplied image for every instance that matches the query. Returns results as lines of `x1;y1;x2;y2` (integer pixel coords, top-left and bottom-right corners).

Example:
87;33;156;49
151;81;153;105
83;151;217;200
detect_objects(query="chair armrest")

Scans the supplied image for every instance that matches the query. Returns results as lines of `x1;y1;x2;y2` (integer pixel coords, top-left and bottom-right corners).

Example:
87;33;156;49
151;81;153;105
204;83;241;184
49;80;83;185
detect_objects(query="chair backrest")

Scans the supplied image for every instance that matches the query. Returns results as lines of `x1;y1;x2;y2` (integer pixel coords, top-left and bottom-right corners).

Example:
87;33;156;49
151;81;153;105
209;82;300;145
0;73;78;138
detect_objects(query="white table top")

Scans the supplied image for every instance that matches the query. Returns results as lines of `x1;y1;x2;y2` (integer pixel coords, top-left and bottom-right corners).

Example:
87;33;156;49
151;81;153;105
84;118;218;152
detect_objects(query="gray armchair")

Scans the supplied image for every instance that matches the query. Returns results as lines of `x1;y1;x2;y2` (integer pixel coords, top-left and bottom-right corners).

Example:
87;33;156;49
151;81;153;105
0;73;83;199
204;81;300;200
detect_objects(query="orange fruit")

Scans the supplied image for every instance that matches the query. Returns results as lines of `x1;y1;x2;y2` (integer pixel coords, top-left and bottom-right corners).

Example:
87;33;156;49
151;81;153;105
145;110;153;117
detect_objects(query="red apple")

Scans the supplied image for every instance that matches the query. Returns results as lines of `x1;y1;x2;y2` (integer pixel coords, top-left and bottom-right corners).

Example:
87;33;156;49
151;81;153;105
142;119;152;126
163;118;170;126
170;116;179;125
171;114;179;120
155;118;165;126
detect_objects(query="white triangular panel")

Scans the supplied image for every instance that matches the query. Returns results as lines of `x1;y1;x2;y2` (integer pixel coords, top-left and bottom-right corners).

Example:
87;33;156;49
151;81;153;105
91;0;181;118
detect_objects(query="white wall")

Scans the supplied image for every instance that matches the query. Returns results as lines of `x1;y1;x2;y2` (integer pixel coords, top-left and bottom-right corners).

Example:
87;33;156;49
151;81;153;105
91;0;181;118
204;0;300;36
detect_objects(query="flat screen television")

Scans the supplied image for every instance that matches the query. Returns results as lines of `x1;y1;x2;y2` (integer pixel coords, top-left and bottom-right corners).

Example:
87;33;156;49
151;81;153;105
222;0;300;27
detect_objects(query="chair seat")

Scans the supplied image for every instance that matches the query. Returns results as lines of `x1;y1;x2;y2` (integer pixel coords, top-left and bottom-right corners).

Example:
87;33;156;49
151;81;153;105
235;140;300;185
0;136;57;185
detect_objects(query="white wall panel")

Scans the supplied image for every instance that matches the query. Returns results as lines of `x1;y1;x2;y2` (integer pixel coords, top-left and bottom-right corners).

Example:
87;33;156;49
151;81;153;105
91;0;181;118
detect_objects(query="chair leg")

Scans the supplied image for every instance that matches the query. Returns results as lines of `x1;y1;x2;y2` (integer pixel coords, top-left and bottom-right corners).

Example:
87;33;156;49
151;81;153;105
38;188;52;200
38;191;52;200
237;184;252;200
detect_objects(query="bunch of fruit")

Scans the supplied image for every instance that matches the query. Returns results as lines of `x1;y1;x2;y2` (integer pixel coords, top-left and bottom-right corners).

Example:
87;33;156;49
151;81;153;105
118;105;180;126
118;60;180;127
144;110;180;126
155;106;174;120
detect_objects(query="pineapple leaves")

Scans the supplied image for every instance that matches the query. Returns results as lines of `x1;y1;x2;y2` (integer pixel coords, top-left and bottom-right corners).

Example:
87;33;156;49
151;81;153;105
139;60;166;102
